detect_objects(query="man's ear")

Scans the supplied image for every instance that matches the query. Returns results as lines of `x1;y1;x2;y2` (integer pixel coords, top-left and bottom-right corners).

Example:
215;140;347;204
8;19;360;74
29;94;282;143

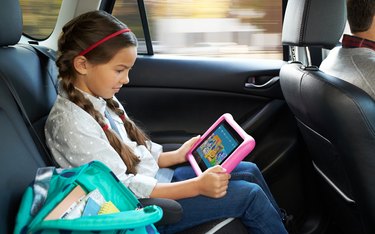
73;56;89;75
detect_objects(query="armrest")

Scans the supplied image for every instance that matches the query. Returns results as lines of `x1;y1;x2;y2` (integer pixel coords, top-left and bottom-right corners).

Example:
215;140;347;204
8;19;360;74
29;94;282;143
139;198;183;226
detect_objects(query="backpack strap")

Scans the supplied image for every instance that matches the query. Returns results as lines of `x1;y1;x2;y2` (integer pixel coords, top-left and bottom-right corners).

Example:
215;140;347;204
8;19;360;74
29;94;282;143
31;167;55;216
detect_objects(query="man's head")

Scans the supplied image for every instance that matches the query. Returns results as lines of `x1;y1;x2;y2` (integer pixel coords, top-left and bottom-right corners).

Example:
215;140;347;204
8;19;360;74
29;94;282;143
347;0;375;34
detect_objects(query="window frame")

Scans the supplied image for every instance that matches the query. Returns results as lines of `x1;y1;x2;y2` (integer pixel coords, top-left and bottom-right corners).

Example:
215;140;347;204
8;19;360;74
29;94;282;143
106;0;154;55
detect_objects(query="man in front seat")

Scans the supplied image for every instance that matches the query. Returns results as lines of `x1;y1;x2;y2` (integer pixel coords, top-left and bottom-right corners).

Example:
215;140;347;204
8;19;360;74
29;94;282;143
320;0;375;99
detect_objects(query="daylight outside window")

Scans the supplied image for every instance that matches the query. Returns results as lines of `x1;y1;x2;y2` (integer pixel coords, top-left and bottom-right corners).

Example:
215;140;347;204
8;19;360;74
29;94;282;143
20;0;62;40
115;0;283;59
22;0;283;59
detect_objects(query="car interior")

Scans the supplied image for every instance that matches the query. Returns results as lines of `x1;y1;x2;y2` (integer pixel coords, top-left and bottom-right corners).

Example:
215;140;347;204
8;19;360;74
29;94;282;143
0;0;373;233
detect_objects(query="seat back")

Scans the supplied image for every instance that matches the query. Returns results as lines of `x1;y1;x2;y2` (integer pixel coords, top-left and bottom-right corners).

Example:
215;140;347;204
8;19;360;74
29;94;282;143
0;78;48;233
0;0;58;232
280;0;375;233
280;63;375;233
0;4;58;165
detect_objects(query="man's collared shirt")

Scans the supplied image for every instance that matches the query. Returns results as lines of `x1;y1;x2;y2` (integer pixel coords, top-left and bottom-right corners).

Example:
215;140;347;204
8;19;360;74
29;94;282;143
320;34;375;99
342;34;375;51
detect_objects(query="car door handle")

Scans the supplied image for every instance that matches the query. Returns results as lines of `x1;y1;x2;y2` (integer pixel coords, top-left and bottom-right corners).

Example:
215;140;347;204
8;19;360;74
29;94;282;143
245;76;279;89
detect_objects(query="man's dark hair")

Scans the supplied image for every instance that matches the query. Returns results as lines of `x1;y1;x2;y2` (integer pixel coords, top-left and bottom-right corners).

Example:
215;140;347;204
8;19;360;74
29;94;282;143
347;0;375;33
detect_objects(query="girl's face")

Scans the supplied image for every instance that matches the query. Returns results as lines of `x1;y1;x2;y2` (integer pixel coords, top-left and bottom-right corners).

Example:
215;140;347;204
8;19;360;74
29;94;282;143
76;46;137;99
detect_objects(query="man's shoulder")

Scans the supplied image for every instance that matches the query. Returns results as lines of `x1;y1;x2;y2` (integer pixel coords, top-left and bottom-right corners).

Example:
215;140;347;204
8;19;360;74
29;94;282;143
350;48;375;71
321;47;374;69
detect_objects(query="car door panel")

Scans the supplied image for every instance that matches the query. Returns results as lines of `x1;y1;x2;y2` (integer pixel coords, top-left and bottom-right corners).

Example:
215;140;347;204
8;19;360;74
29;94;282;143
116;55;297;169
126;55;285;96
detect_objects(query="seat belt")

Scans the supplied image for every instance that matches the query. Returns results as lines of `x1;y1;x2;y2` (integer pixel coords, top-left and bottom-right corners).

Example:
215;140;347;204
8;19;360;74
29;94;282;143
31;44;59;92
19;43;59;92
104;109;123;140
0;71;58;166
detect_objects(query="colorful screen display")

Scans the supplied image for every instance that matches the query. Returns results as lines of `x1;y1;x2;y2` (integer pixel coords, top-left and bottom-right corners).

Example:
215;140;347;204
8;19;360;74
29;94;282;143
192;121;241;171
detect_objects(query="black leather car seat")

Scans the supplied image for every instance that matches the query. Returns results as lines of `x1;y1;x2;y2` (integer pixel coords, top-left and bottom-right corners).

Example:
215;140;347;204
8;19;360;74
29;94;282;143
280;0;375;233
0;0;52;231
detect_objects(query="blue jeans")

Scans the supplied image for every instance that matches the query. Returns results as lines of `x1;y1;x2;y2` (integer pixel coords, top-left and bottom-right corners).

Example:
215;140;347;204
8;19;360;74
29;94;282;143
157;162;287;234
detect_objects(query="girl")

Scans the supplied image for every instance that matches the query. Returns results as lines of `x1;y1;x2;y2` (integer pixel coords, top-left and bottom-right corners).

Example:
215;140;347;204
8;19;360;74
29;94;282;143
45;10;288;234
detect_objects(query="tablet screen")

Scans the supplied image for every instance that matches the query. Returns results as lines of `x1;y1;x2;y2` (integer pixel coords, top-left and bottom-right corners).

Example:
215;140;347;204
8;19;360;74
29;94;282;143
192;120;243;171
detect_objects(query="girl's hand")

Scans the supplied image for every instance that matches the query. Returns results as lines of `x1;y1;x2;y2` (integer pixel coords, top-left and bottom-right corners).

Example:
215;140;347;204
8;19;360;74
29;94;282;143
158;135;200;167
175;135;200;163
150;165;230;200
196;165;230;198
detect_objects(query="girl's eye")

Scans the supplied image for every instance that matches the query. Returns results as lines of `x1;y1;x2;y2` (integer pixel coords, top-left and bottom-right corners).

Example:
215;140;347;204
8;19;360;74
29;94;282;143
116;69;125;73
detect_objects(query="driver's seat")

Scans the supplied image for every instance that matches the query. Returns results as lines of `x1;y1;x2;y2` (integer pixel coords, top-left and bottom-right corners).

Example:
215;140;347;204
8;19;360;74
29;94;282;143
280;0;375;233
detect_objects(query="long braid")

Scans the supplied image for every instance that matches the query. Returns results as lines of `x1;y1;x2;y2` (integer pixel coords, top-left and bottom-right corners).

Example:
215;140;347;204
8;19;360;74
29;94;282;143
105;98;149;147
61;77;103;122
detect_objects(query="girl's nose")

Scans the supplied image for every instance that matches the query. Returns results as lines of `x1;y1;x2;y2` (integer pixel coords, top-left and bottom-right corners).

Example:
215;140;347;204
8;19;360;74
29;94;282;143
120;73;130;84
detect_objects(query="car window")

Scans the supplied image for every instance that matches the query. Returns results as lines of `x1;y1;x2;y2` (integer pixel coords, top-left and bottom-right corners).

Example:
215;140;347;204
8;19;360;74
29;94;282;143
113;0;283;59
112;0;148;54
19;0;62;40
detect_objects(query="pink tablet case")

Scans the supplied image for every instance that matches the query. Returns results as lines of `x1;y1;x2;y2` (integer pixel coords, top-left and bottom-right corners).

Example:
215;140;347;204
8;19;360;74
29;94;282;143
186;113;255;176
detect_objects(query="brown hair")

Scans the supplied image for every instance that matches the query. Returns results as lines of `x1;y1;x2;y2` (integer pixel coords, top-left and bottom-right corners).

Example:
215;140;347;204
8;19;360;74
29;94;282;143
57;10;148;174
347;0;375;34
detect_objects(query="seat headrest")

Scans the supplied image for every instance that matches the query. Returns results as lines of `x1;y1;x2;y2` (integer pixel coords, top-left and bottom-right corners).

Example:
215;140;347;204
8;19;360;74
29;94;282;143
0;0;22;46
282;0;347;49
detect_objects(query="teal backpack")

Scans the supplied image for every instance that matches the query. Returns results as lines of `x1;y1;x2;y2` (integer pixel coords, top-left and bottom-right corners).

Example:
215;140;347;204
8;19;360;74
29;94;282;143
14;161;163;234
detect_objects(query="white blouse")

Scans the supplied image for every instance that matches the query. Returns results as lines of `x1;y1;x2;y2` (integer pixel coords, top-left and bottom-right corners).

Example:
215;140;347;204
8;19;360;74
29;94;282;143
45;89;163;198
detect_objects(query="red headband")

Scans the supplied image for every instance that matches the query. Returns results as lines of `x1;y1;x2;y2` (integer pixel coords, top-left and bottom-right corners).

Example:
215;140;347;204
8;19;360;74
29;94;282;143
79;28;131;56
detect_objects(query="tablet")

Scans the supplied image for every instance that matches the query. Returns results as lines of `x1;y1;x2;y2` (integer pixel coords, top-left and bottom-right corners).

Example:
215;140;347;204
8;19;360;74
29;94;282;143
186;113;255;176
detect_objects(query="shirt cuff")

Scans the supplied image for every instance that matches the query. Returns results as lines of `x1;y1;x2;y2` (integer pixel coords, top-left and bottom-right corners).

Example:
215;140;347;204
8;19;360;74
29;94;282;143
121;173;158;198
149;141;163;161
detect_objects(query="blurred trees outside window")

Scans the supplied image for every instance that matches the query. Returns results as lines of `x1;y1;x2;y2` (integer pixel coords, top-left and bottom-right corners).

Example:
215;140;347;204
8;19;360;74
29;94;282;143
114;0;283;59
20;0;62;39
20;0;282;59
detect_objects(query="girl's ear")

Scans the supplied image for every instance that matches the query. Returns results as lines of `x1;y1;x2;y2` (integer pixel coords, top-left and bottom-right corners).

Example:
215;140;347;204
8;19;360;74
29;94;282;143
73;56;89;75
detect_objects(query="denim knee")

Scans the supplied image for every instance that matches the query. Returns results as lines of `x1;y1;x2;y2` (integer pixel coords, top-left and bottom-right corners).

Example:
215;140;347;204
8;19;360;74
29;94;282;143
246;183;264;203
234;161;260;174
